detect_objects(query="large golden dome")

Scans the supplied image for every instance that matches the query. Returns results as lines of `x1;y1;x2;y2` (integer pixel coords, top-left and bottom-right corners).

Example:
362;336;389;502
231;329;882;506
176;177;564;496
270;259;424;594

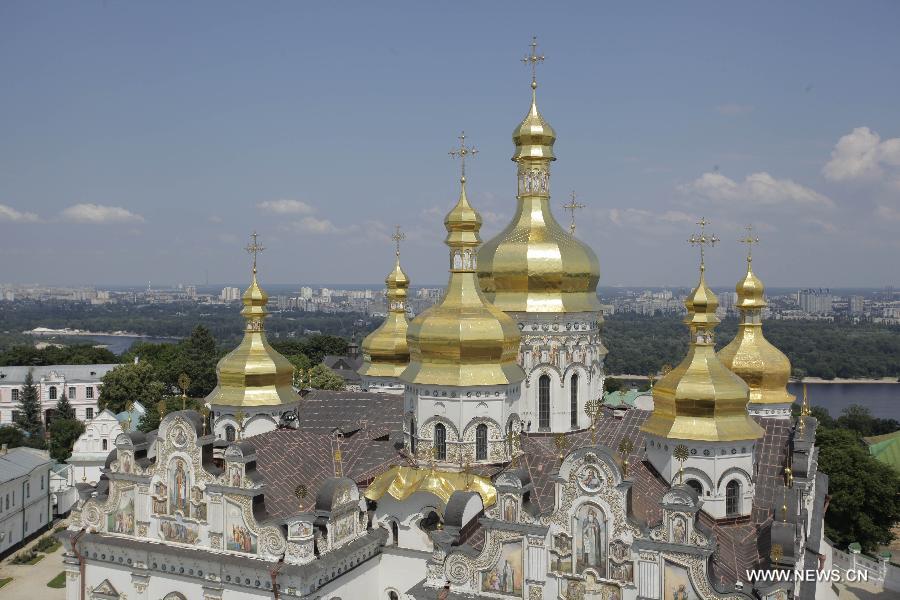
642;267;764;442
718;256;794;406
359;253;411;379
401;175;524;387
477;75;601;314
206;268;297;408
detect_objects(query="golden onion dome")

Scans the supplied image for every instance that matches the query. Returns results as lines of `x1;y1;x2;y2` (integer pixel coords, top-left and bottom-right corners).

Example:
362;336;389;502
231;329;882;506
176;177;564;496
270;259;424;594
718;256;794;406
359;253;411;379
642;267;764;442
401;175;525;387
206;267;296;408
477;71;601;314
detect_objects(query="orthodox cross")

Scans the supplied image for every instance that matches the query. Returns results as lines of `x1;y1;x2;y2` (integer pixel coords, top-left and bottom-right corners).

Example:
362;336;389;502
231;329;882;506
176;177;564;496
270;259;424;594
673;444;690;484
563;191;585;235
554;433;569;463
770;543;784;564
449;131;478;181
294;483;308;505
801;382;811;416
332;431;344;478
200;406;210;436
178;372;191;410
617;438;634;478
688;217;719;272
522;36;545;86
584;398;602;444
391;225;405;258
784;466;793;489
234;409;246;440
245;231;265;274
739;224;759;263
123;402;134;433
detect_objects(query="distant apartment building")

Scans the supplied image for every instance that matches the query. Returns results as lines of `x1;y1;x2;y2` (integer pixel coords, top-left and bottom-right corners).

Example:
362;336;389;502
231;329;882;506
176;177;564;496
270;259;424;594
299;286;313;299
0;364;119;426
849;295;865;315
797;288;833;314
0;446;52;556
220;286;241;302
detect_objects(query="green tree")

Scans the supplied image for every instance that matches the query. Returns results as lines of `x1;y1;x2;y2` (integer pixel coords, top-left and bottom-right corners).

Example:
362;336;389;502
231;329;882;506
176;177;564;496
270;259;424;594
308;364;345;391
604;377;623;393
15;369;44;446
137;395;204;433
48;418;85;462
176;326;218;397
55;392;75;421
816;427;900;552
98;362;165;414
0;426;24;449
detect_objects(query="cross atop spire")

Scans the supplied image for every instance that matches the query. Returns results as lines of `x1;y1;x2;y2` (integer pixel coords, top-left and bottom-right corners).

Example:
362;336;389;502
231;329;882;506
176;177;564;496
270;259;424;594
522;36;545;89
688;217;719;272
245;231;265;274
391;225;406;258
563;190;585;235
739;224;760;264
449;131;478;182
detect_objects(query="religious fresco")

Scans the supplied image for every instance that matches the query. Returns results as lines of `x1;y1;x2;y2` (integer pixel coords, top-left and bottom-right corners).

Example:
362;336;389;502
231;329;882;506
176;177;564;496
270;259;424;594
190;486;207;521
333;513;356;544
608;560;633;584
228;464;242;488
169;457;191;516
503;497;517;522
664;562;699;600
107;488;135;535
551;533;573;572
226;500;257;553
119;451;133;474
577;465;603;492
152;481;168;515
159;515;200;545
564;574;621;600
672;516;687;545
765;591;788;600
574;504;606;576
288;521;312;539
480;540;523;595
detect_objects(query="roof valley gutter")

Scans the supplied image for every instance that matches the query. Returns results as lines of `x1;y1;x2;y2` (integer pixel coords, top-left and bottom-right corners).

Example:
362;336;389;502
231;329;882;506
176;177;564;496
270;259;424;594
269;553;285;599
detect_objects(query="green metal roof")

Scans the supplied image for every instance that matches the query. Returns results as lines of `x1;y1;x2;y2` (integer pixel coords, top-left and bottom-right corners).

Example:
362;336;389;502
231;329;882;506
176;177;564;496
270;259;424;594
864;430;900;473
602;389;649;408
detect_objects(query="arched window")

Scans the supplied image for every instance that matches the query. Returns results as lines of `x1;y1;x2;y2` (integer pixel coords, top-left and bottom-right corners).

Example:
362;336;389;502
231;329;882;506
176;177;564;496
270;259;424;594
102;439;108;451
48;386;57;400
570;374;579;428
726;480;740;516
225;425;236;442
685;479;703;497
388;591;399;600
475;424;488;460
410;417;417;454
434;423;447;460
538;375;551;430
390;521;399;546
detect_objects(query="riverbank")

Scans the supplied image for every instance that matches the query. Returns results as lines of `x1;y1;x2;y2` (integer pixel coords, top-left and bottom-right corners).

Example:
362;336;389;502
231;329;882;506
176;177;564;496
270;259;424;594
610;374;898;384
25;327;144;337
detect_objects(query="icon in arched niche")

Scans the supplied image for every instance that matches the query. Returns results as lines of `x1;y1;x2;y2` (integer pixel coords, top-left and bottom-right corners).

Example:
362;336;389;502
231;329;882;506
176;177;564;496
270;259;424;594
664;561;699;600
225;500;257;553
574;505;606;577
480;540;522;595
551;533;572;572
577;465;604;492
169;458;190;516
107;488;135;535
672;515;687;545
502;497;517;522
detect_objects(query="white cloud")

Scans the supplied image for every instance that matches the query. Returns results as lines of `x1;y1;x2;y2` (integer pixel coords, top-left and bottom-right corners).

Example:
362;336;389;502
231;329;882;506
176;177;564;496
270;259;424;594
715;103;754;116
0;204;39;222
822;127;900;182
679;171;834;209
875;205;900;222
257;199;314;215
284;216;357;235
60;203;144;223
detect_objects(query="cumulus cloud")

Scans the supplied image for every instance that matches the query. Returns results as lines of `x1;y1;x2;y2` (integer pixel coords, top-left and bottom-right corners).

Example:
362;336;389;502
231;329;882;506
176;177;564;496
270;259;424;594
679;171;834;209
257;199;314;215
284;216;357;235
60;203;144;223
822;127;900;182
875;205;900;222
0;204;39;222
715;103;754;116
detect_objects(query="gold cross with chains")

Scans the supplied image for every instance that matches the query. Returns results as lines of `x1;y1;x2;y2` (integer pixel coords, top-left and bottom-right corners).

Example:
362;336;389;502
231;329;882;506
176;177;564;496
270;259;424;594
563;191;585;235
522;36;545;86
449;131;478;181
391;225;405;257
245;231;265;274
688;217;719;272
739;224;760;263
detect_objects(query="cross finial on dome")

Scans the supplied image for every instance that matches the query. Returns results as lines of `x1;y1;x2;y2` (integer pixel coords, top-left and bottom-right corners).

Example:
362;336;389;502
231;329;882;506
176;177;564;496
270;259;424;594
449;131;478;182
391;225;406;258
522;36;544;90
688;217;719;273
245;231;265;275
563;191;585;235
739;224;760;264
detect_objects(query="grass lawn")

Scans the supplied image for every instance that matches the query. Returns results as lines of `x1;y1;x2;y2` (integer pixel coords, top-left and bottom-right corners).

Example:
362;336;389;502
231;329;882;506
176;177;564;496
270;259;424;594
25;554;45;565
47;571;66;589
0;577;12;588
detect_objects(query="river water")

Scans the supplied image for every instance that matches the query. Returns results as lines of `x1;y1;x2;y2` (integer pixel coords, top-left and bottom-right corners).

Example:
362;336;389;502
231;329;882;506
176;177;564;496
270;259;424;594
57;334;181;355
786;382;899;420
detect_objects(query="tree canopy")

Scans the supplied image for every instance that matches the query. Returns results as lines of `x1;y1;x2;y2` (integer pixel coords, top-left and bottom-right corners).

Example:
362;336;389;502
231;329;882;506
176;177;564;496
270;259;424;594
48;418;85;462
98;362;166;414
15;369;45;447
308;364;345;391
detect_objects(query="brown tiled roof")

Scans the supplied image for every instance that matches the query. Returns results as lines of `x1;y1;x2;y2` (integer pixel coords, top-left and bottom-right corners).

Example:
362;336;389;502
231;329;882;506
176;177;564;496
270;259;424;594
298;389;404;440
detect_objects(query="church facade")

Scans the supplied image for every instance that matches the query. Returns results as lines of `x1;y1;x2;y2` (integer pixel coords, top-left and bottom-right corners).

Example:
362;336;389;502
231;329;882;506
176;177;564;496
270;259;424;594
59;40;834;600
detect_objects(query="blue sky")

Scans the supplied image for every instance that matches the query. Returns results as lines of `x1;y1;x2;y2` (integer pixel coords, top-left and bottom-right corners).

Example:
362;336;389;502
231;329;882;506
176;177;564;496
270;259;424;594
2;1;899;287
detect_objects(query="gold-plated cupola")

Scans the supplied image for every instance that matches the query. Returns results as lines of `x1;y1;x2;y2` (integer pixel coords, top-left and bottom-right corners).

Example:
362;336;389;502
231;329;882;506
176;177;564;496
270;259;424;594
641;220;764;442
718;228;795;406
359;227;411;379
401;134;524;387
477;37;602;313
206;233;296;407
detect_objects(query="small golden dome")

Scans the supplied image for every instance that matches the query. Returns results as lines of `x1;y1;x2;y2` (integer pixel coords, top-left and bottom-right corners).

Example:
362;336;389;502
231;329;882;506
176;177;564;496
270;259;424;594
402;178;524;387
359;255;411;379
718;258;794;406
206;270;296;408
641;269;764;442
477;80;601;314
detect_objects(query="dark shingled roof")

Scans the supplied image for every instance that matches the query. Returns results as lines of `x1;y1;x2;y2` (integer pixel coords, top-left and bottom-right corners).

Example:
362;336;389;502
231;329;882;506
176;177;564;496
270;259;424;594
321;355;363;384
298;389;404;440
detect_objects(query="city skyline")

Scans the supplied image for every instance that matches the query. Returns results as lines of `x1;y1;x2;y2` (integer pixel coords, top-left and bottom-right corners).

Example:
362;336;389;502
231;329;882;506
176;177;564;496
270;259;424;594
2;2;900;287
